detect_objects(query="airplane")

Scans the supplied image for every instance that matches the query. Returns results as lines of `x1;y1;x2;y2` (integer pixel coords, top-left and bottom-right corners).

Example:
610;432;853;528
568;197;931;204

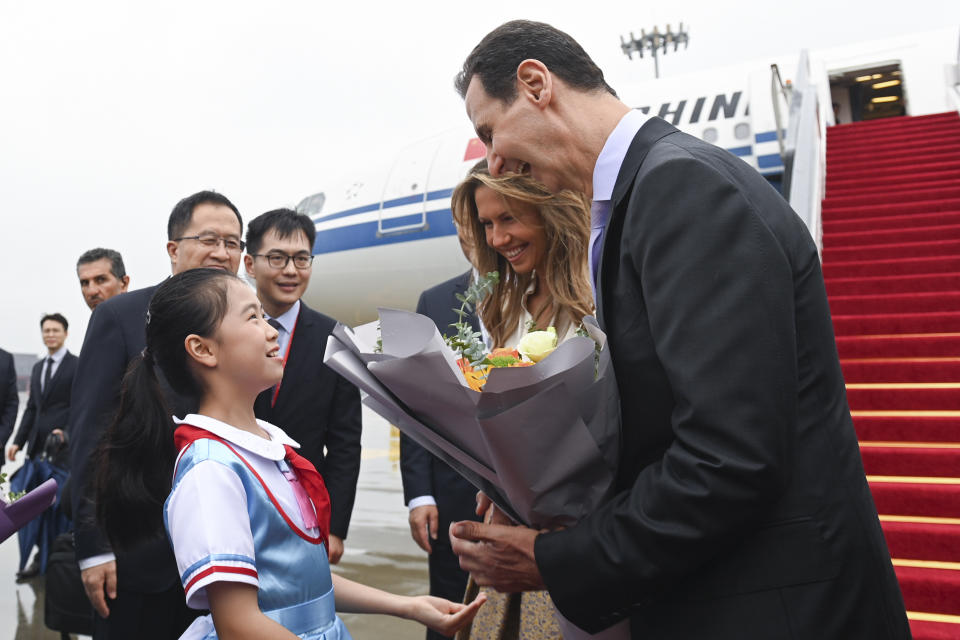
298;27;959;325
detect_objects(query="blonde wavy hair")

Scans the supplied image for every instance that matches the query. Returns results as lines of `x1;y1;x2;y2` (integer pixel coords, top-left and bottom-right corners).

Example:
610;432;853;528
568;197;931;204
451;160;594;348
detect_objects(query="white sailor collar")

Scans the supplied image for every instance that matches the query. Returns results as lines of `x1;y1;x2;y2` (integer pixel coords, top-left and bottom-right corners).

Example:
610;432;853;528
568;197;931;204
173;413;301;461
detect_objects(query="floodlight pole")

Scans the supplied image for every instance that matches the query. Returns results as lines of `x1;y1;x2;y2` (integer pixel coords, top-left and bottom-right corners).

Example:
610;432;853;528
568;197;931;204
620;23;690;79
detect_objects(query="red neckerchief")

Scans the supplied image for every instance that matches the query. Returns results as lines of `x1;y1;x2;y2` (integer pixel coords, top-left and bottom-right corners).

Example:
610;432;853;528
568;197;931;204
271;313;299;408
173;424;330;546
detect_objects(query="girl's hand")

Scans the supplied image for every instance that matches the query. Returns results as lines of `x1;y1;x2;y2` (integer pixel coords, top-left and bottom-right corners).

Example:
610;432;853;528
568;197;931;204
406;592;487;636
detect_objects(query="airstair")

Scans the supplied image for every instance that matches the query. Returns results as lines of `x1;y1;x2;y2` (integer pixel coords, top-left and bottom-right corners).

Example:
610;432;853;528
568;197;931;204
822;110;960;639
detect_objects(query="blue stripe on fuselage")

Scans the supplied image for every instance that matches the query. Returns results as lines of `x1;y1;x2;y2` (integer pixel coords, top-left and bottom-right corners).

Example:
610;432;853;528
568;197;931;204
312;188;455;224
757;153;784;169
312;208;457;254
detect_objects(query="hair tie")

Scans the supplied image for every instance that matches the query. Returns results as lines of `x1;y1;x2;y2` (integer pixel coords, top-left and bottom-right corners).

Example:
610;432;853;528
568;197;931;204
141;347;153;365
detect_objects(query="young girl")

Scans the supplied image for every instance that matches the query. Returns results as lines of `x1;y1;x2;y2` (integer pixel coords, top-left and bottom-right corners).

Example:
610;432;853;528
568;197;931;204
95;268;484;639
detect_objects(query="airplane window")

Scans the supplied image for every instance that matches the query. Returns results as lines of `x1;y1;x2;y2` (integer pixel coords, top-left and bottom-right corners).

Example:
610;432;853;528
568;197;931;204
734;123;751;139
703;127;718;143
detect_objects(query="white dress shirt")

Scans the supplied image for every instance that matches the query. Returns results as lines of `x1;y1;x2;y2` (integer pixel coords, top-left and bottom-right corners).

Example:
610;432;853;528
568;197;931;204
266;299;301;356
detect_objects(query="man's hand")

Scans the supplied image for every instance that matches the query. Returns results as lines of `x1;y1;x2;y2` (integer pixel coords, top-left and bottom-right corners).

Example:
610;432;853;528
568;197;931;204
409;505;439;553
449;521;545;592
5;444;18;461
327;534;344;565
81;560;117;618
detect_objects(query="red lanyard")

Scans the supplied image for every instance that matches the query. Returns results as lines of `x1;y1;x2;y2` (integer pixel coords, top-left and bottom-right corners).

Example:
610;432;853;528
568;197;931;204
270;314;298;408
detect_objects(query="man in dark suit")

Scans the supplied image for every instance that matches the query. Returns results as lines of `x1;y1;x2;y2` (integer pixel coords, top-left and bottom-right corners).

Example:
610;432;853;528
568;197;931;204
244;208;361;564
4;313;77;578
401;270;484;640
0;348;20;462
448;21;911;639
70;190;244;639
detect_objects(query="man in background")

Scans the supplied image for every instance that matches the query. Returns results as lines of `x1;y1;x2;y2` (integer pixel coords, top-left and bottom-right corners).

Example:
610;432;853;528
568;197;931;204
244;208;361;564
70;190;243;639
0;348;18;460
4;313;77;579
400;267;483;640
76;248;130;311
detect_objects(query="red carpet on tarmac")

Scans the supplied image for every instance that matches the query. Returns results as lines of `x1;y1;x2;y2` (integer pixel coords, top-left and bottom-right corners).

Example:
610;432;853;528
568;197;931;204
823;111;960;639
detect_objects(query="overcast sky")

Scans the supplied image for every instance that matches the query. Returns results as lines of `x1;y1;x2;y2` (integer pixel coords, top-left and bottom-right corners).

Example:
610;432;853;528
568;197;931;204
1;0;957;354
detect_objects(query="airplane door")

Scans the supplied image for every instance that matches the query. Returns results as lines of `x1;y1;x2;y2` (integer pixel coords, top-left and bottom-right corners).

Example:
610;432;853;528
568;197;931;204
377;136;442;236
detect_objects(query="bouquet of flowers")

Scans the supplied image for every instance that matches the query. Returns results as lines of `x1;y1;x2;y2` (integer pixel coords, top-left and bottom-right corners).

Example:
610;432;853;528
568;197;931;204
324;273;620;529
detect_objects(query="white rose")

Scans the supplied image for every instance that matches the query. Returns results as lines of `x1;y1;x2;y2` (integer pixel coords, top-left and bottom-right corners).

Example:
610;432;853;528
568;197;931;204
517;326;558;363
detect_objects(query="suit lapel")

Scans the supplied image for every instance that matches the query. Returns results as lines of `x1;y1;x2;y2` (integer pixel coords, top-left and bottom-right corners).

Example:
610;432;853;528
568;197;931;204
596;117;680;327
31;362;43;407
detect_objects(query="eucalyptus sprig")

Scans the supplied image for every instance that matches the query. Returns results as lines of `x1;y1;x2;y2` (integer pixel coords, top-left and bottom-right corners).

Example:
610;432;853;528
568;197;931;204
0;471;24;502
446;271;499;366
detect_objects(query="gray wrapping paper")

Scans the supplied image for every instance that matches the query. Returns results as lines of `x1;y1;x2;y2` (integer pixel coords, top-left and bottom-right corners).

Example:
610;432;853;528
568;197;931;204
323;309;620;529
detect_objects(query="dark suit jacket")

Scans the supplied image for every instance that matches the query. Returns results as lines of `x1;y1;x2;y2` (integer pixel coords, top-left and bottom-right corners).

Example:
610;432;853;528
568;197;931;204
70;284;194;593
534;118;910;639
253;301;361;539
14;352;77;458
0;349;20;448
400;271;483;540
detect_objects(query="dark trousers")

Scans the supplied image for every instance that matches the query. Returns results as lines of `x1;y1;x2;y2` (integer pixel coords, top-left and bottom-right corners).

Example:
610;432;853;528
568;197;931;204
427;536;470;640
93;584;201;640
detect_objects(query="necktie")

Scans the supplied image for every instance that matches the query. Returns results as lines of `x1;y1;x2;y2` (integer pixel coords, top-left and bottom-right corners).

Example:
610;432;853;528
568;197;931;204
267;318;283;332
589;200;611;300
42;357;54;392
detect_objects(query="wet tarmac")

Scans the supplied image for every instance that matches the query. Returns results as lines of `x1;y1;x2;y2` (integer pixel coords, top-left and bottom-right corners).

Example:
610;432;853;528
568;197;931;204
0;398;431;640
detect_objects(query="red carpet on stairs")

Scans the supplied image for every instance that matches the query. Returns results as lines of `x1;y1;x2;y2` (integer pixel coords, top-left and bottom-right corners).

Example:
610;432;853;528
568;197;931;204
823;110;960;638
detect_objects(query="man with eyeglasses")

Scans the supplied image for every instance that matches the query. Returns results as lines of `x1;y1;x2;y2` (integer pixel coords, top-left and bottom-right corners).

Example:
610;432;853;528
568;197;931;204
70;190;243;639
244;208;361;566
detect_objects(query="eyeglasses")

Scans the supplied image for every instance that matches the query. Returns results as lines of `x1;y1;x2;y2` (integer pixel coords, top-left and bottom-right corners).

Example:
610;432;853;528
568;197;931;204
175;233;245;253
252;252;314;270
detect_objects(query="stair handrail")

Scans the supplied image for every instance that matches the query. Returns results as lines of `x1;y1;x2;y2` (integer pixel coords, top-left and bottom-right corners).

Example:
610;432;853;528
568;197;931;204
950;26;960;114
783;49;826;252
770;63;792;160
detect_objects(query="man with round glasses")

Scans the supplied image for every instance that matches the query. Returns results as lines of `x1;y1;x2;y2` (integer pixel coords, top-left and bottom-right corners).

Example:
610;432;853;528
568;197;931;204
244;207;361;566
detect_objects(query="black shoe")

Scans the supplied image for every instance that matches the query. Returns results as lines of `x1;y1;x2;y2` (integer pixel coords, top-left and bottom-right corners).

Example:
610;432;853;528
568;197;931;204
15;557;41;581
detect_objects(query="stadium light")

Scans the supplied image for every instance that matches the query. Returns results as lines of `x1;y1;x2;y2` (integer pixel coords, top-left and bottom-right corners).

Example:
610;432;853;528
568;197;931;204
620;23;690;79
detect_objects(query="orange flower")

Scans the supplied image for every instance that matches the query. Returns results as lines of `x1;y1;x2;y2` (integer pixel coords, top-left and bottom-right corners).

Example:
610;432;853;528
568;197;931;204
457;350;535;390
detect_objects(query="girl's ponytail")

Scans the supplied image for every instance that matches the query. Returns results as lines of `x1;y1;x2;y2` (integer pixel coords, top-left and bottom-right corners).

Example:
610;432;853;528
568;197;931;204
94;350;176;550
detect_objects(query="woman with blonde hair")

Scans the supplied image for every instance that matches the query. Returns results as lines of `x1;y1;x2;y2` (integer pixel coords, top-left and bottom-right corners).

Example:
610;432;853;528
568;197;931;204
451;160;594;639
452;160;593;350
